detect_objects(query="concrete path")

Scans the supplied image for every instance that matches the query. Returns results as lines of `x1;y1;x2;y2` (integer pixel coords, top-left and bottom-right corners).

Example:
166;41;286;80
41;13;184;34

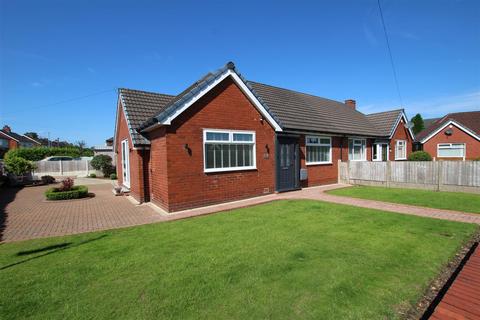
1;183;479;243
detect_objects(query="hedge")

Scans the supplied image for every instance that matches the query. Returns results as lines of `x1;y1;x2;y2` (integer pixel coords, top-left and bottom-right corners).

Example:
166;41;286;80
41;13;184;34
408;151;432;161
45;185;89;201
5;146;93;162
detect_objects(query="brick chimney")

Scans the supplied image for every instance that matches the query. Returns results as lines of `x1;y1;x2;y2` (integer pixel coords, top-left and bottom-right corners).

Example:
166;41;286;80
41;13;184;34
344;99;356;109
2;125;11;133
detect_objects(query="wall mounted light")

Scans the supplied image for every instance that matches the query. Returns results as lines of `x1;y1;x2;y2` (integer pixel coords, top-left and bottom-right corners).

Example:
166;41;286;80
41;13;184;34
184;143;192;156
264;144;270;159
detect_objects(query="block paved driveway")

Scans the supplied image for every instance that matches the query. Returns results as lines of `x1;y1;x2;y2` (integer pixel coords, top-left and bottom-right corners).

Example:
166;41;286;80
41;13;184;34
1;181;479;243
0;180;164;242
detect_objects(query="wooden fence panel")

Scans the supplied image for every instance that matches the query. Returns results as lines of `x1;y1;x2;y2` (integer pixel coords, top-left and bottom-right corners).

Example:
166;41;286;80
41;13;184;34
339;160;479;193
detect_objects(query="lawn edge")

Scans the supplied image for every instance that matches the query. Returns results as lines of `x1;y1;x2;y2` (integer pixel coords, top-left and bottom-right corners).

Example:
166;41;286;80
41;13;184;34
404;228;480;320
326;186;480;215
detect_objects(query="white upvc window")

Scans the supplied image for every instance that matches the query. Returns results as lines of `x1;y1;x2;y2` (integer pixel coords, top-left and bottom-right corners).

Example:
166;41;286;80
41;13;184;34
306;136;332;165
203;129;256;173
395;140;407;160
348;138;366;161
437;143;466;158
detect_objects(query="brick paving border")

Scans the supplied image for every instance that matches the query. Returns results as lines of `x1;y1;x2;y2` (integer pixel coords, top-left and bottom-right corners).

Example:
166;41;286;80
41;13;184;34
1;183;479;243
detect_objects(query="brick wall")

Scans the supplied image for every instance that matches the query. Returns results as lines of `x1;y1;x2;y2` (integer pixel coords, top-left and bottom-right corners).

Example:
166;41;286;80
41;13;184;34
300;135;342;187
422;123;480;160
148;127;169;210
152;77;276;212
389;118;413;160
114;102;146;202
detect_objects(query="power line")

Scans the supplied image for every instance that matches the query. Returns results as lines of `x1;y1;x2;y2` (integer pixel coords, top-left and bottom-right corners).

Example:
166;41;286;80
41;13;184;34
377;0;404;107
2;88;116;115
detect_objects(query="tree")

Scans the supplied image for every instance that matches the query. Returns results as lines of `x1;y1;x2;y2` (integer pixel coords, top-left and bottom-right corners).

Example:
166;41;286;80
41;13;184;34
90;154;115;177
24;132;39;140
76;140;87;153
4;156;36;175
411;113;425;135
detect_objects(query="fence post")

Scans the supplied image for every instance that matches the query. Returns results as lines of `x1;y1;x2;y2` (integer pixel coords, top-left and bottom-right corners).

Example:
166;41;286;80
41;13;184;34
86;160;89;176
59;160;63;176
437;161;443;191
386;161;391;188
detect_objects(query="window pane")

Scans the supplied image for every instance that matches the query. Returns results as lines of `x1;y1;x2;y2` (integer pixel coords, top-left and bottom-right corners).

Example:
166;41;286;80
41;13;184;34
222;144;230;167
244;144;252;166
205;144;214;168
307;137;318;144
206;132;229;141
233;133;253;142
319;138;330;145
307;145;330;163
438;146;463;157
237;144;245;167
214;144;222;168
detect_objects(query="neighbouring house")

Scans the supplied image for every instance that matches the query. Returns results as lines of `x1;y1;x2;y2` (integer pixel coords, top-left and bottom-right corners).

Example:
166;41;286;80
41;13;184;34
0;125;41;159
416;111;480;160
113;62;414;212
93;137;116;162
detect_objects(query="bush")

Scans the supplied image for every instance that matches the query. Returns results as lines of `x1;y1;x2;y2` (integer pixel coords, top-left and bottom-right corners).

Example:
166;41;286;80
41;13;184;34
91;155;114;177
110;173;117;180
45;185;89;201
41;175;56;184
89;173;97;178
4;156;36;175
4;146;93;162
408;151;432;161
60;177;74;191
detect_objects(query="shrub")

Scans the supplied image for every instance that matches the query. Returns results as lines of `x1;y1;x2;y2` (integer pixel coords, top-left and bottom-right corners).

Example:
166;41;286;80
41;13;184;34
41;175;56;184
89;173;97;178
60;177;74;191
91;155;114;177
110;173;117;180
4;146;93;162
45;185;89;200
4;156;36;175
408;151;432;161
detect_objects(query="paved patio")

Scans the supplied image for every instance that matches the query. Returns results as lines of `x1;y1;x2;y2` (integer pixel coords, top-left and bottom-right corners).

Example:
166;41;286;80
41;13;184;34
1;181;479;242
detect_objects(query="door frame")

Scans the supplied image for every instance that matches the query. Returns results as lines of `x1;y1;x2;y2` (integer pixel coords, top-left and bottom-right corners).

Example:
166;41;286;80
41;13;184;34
275;134;300;192
372;143;389;161
121;139;131;188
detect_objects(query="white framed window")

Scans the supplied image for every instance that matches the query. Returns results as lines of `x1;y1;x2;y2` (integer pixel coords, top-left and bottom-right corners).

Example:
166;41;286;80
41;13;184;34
203;129;256;173
306;136;332;165
0;138;8;149
437;143;465;158
348;138;366;161
395;140;407;160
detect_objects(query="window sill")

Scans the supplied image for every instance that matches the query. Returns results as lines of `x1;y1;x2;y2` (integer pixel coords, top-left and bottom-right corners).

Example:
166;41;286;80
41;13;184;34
394;158;407;161
349;159;367;162
204;166;257;174
306;162;332;166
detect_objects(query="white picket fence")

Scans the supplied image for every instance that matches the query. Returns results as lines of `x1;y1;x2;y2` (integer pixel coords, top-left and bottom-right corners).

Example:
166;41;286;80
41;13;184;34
32;159;102;178
339;160;480;193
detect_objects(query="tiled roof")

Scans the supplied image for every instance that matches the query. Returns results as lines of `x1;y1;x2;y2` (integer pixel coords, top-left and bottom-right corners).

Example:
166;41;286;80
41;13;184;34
0;130;40;144
119;63;409;146
366;109;404;137
416;111;480;142
248;82;383;136
119;88;174;145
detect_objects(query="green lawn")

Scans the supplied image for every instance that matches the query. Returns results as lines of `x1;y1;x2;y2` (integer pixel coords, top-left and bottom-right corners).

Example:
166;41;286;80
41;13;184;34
0;200;477;319
327;186;480;214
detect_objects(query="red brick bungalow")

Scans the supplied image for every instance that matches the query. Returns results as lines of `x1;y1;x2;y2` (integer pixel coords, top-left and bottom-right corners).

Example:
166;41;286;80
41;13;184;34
417;111;480;160
0;125;41;158
113;62;414;212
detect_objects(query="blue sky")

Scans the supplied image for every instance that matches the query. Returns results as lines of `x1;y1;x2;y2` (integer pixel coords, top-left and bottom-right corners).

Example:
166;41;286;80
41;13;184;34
1;0;479;146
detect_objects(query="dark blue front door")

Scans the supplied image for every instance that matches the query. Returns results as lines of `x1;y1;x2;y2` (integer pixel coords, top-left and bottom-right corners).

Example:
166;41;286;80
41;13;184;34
276;136;300;192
